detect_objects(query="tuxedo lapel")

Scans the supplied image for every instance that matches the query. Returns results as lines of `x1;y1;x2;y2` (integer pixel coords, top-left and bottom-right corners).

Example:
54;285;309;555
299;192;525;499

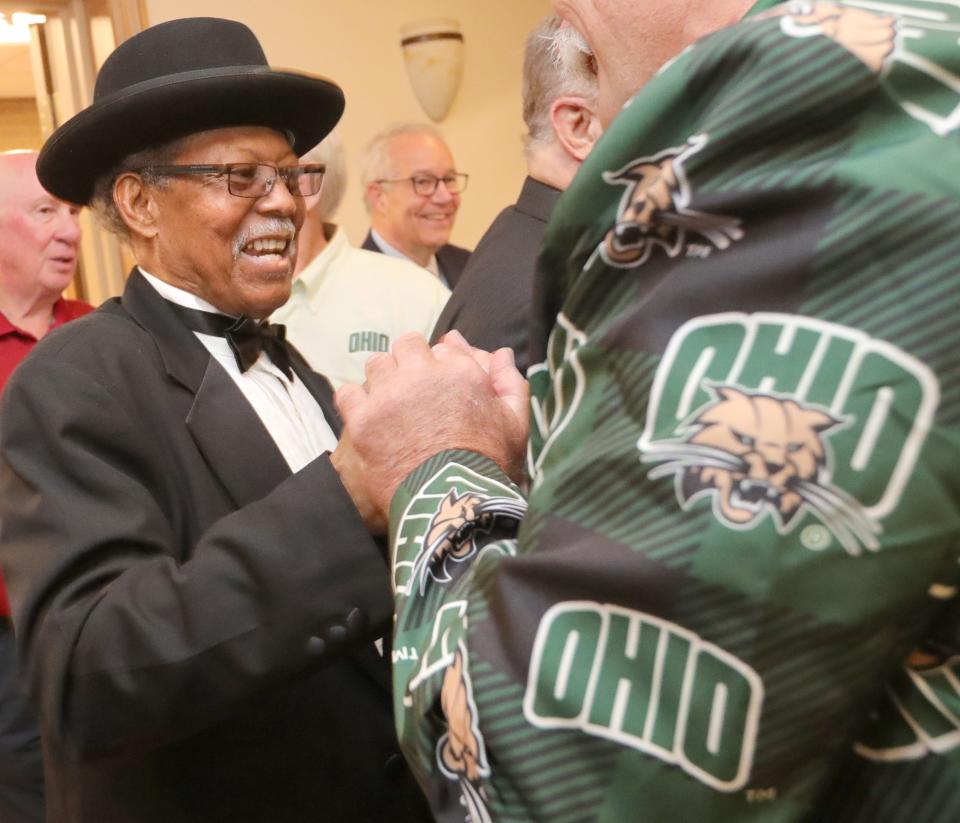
123;271;393;695
186;361;291;506
122;270;290;507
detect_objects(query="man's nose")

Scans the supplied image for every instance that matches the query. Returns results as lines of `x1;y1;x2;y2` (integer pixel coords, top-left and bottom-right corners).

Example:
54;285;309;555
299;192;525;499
431;179;458;205
258;174;298;216
57;210;82;245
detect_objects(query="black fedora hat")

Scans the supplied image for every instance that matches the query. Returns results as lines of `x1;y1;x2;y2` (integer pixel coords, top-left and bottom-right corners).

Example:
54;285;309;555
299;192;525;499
37;17;345;205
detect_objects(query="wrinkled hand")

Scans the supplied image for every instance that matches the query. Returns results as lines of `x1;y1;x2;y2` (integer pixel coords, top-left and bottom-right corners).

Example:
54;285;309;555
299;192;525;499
331;331;529;533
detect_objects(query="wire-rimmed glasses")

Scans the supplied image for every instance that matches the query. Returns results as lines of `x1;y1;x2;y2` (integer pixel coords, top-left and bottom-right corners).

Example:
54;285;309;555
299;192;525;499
137;163;326;198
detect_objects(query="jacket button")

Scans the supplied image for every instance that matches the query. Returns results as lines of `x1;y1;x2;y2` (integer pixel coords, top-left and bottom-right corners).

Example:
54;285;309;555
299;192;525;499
345;607;367;635
384;752;406;778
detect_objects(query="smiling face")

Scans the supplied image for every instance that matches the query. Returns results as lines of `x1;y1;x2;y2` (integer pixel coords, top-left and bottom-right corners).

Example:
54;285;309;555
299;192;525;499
370;132;460;266
0;152;82;303
140;126;305;319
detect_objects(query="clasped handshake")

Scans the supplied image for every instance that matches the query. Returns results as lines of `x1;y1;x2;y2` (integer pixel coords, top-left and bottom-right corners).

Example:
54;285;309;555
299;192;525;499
331;331;530;534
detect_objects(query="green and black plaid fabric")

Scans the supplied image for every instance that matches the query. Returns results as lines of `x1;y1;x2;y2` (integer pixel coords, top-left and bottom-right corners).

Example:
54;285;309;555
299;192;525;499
388;3;960;820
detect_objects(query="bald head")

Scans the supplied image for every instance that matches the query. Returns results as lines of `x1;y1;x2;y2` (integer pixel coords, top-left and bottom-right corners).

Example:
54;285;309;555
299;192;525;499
552;0;754;125
0;151;39;206
0;151;82;304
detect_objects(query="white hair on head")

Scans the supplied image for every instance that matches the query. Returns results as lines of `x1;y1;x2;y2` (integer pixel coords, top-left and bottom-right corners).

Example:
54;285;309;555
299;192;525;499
300;128;347;221
359;122;449;213
522;14;598;156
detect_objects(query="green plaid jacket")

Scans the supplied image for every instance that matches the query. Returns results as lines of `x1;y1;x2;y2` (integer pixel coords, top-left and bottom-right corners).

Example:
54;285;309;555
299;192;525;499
388;2;960;820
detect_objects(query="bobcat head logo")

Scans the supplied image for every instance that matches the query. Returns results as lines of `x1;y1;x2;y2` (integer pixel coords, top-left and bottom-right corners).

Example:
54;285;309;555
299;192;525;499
642;384;880;555
770;1;897;75
411;489;526;595
599;135;744;268
765;2;960;136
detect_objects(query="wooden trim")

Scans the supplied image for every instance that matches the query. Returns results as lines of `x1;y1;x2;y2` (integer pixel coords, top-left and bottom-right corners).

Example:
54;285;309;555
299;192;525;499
106;0;147;44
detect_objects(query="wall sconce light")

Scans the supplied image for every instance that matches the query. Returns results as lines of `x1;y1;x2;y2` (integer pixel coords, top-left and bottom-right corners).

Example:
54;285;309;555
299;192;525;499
0;12;46;45
400;19;464;122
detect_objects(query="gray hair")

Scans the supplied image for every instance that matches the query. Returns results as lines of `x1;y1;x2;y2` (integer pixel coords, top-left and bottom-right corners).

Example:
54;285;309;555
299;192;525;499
360;122;449;212
522;14;598;156
300;128;347;221
89;138;187;241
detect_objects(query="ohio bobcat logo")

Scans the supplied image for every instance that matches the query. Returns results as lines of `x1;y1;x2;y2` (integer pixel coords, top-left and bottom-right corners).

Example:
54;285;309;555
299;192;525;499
639;313;940;555
598;134;743;269
393;463;526;597
643;384;880;555
437;646;493;823
410;489;526;596
769;1;960;136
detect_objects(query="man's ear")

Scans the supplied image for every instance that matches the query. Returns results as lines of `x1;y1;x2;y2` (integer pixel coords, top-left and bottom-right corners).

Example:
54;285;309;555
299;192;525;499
363;182;383;216
114;173;161;240
550;96;604;163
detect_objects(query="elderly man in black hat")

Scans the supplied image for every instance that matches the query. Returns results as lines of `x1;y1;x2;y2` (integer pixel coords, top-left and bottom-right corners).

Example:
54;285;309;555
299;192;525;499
0;17;432;823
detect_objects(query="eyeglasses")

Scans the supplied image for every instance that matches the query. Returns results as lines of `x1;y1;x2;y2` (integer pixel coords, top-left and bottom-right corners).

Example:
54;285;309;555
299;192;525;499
137;163;326;198
376;173;469;197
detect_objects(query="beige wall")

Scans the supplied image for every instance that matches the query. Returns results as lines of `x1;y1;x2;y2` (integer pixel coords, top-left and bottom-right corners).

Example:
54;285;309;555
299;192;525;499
144;0;551;249
0;98;43;151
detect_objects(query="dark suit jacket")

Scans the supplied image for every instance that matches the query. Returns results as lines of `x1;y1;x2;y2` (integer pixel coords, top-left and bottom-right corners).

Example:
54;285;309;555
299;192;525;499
430;177;560;373
0;271;431;823
0;624;42;823
361;230;471;289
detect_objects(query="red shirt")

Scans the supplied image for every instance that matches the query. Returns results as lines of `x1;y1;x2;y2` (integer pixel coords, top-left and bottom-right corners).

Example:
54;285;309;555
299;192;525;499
0;297;94;617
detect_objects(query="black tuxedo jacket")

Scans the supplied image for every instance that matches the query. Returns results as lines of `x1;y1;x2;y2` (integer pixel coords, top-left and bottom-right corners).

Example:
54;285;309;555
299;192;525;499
430;176;561;373
361;230;470;288
0;271;431;823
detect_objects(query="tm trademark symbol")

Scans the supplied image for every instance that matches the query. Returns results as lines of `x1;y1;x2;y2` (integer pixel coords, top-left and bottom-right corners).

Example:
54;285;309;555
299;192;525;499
746;787;777;803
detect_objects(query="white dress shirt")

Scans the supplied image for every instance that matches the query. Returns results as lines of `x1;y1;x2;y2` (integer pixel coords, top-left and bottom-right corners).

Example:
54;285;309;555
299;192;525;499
140;268;338;472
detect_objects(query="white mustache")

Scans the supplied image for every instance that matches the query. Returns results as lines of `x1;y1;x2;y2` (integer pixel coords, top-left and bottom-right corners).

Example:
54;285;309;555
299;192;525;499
233;218;297;259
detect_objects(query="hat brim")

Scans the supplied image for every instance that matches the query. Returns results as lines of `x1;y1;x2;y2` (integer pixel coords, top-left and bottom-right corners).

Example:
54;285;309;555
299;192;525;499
37;67;345;205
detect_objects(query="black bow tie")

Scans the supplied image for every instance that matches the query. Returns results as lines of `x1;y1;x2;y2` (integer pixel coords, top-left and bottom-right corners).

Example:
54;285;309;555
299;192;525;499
164;301;293;380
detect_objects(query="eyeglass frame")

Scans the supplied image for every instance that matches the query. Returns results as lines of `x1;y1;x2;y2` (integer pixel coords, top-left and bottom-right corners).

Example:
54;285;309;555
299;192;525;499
134;163;326;198
374;172;469;197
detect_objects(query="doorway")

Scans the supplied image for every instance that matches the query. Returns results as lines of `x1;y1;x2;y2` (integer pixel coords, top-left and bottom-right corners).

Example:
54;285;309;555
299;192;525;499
0;0;147;305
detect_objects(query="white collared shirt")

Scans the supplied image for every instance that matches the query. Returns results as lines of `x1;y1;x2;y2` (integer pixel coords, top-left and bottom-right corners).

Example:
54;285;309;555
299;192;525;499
140;268;337;472
369;227;443;281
